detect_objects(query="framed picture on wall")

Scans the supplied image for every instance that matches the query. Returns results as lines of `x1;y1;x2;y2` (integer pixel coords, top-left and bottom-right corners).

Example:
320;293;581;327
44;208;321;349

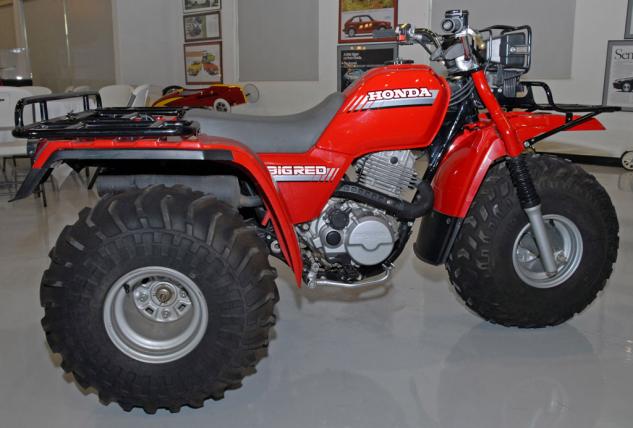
339;0;398;44
184;11;221;42
183;0;220;15
337;43;398;91
184;41;222;84
626;0;633;38
603;40;633;111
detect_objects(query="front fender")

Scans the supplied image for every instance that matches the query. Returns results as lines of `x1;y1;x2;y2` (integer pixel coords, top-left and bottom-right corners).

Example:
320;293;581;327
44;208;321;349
432;111;608;218
413;126;506;265
415;112;608;265
432;126;508;218
14;135;304;285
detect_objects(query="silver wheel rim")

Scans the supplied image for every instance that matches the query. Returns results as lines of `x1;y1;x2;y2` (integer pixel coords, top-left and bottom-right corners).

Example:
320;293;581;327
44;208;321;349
103;266;208;364
215;100;229;112
622;151;633;170
512;214;583;289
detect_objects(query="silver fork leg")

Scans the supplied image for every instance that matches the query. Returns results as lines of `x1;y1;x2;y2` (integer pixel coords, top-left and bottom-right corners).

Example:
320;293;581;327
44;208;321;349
524;205;557;275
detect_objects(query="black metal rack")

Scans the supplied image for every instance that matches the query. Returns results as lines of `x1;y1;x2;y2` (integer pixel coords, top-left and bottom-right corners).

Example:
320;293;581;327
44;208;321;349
13;92;199;140
495;81;621;146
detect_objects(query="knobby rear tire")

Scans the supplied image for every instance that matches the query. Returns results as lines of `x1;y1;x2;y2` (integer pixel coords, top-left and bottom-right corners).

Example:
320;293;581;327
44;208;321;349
40;185;277;413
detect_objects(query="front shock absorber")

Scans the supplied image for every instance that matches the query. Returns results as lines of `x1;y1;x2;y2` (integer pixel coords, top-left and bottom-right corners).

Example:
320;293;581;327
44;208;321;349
506;156;558;275
506;156;540;208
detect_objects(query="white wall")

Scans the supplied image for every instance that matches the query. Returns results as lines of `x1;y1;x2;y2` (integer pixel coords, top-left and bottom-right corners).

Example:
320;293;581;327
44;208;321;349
112;0;631;156
537;0;632;156
227;0;429;115
112;0;184;88
0;2;16;49
112;0;429;114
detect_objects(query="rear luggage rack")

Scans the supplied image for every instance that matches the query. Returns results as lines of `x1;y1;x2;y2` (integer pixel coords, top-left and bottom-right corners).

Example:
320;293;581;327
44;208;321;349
13;92;199;140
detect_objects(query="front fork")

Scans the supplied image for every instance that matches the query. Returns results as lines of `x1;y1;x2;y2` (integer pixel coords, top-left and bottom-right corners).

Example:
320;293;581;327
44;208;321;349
472;70;558;275
506;157;558;274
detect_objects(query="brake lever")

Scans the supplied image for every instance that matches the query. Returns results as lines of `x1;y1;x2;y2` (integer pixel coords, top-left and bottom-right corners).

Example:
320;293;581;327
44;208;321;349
414;28;441;48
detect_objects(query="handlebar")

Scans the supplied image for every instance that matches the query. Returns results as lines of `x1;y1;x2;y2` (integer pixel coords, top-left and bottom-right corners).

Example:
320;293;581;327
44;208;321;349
373;24;446;62
372;16;532;78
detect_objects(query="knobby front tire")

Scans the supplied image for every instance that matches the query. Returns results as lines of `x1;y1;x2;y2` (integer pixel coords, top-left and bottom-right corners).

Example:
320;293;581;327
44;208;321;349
447;154;619;328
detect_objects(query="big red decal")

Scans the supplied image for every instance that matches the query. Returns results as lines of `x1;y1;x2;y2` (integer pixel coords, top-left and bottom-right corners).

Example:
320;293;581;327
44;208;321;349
267;165;340;182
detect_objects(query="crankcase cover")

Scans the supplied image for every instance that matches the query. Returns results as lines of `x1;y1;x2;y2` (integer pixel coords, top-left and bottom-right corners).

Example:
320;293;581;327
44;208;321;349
346;216;394;266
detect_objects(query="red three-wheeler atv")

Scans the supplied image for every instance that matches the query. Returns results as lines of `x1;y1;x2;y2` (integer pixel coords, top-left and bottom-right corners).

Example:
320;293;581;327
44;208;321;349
12;10;619;413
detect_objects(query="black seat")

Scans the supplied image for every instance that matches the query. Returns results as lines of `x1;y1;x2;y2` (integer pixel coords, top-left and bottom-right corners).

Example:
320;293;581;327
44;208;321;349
185;92;345;153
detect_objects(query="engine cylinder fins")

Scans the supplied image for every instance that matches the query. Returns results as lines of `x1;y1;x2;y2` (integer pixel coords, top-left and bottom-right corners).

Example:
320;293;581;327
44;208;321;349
356;150;419;199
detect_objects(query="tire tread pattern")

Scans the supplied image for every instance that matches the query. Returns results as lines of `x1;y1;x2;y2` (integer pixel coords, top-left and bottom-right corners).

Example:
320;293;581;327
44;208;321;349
447;154;619;327
40;185;277;413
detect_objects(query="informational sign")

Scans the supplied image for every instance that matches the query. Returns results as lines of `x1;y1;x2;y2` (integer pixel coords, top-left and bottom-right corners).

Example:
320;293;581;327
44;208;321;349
603;40;633;111
337;43;398;91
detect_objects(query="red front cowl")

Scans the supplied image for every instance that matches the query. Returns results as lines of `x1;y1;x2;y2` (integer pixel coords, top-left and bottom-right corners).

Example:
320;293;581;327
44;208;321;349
430;111;608;219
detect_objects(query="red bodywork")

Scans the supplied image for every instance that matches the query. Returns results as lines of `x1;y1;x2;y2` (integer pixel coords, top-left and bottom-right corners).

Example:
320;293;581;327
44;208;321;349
152;85;247;108
25;66;607;285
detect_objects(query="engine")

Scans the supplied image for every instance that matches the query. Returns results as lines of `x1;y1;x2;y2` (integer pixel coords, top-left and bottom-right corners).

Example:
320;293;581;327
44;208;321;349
298;150;419;274
299;198;399;267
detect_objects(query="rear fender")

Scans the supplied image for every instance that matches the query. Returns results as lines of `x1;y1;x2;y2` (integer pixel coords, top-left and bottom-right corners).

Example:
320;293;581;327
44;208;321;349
14;135;304;285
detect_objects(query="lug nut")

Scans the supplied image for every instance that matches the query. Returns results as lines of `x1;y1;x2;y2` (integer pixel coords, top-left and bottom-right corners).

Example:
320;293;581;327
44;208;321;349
161;309;170;319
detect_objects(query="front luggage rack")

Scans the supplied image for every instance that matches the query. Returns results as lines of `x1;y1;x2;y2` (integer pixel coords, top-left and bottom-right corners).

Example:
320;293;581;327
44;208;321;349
495;81;621;146
497;81;621;115
13;92;199;140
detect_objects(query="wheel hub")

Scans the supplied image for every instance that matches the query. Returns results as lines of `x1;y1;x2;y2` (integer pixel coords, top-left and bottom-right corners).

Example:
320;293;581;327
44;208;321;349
132;278;192;323
512;214;583;289
155;284;173;304
104;266;208;364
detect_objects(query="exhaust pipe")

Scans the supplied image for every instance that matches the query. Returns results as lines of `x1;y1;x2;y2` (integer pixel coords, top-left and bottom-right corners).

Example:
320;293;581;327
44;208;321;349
334;180;434;220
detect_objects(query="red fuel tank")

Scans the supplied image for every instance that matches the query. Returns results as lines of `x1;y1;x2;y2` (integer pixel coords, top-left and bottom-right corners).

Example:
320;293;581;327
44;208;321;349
316;64;450;155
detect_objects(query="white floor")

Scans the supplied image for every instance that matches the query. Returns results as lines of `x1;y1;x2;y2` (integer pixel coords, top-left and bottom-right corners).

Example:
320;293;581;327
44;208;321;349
1;165;632;428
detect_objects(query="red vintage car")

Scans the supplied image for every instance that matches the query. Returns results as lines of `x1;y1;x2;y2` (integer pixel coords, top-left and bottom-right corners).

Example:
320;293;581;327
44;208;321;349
343;14;392;37
152;83;259;112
